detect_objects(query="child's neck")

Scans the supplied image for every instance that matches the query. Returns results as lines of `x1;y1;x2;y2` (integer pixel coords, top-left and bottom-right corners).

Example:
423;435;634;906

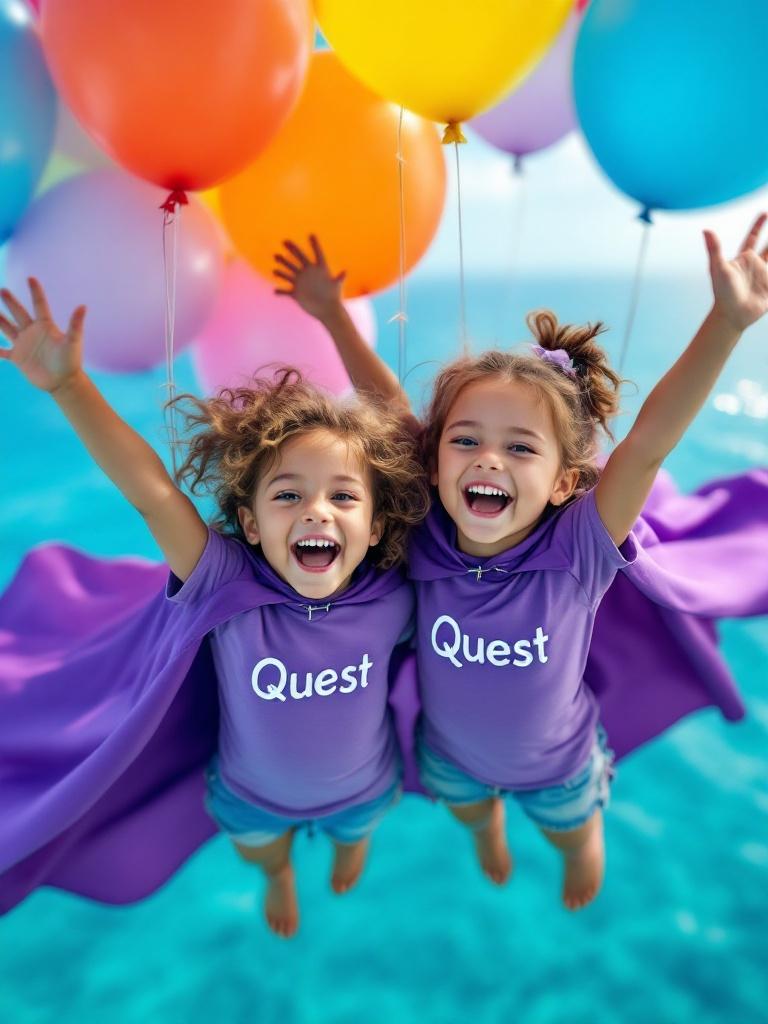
455;512;548;559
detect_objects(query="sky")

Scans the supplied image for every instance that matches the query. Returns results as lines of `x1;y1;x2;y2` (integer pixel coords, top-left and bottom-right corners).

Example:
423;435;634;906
419;128;768;279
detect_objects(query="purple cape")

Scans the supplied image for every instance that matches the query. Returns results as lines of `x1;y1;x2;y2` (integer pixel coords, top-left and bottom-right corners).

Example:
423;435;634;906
2;470;767;912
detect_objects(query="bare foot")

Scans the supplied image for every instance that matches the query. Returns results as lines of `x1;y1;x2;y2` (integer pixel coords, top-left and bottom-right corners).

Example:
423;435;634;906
265;864;299;937
562;824;604;911
331;838;369;894
473;799;513;885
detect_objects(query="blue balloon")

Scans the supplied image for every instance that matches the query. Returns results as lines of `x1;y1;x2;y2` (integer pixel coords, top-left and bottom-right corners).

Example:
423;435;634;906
573;0;768;213
0;0;56;242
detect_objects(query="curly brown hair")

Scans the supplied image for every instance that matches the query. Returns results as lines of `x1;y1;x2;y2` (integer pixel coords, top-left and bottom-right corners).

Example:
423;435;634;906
168;369;430;569
420;310;625;494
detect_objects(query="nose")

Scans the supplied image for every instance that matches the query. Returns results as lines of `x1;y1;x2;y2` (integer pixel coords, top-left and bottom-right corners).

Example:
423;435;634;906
302;496;332;523
473;444;503;471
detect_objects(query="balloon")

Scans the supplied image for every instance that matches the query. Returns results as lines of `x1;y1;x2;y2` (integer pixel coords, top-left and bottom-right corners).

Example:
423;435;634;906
192;259;375;397
574;0;768;212
220;52;446;298
53;99;113;171
6;170;225;372
313;0;572;126
0;0;56;241
40;0;312;190
470;11;582;159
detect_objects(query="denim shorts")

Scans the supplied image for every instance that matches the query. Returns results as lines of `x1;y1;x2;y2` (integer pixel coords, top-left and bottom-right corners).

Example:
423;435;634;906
204;759;402;848
417;725;614;833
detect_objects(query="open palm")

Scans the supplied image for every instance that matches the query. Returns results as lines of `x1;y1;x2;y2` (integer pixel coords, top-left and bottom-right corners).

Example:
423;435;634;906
706;213;768;331
0;279;86;393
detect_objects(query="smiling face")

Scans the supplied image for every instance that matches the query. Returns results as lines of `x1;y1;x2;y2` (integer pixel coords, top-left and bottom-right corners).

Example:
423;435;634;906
237;429;381;599
435;377;578;557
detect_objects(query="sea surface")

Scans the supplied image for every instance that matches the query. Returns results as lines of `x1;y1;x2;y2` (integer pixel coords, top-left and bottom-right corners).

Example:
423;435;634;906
1;272;767;1024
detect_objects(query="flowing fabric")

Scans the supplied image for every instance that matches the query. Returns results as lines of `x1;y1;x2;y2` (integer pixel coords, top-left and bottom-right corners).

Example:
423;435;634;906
1;470;766;912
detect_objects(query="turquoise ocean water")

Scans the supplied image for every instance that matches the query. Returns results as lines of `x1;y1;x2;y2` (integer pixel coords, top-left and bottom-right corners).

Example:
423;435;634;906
1;272;767;1023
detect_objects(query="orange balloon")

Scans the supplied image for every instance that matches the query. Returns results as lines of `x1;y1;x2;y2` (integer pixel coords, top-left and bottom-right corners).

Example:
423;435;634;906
219;51;447;297
41;0;312;191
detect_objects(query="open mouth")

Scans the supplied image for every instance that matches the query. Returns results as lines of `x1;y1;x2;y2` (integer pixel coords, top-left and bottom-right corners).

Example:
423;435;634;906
463;483;511;517
291;538;341;571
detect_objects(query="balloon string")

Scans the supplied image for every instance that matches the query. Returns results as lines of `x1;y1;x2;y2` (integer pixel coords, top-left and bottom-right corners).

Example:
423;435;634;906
392;105;408;384
618;210;653;376
508;155;527;313
454;140;468;354
162;204;181;477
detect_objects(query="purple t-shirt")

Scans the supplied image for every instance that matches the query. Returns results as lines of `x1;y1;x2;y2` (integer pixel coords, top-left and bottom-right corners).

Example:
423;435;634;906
169;529;414;816
410;489;637;789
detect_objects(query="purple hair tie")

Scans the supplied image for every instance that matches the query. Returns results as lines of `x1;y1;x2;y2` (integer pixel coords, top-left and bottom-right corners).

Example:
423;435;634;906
531;344;578;378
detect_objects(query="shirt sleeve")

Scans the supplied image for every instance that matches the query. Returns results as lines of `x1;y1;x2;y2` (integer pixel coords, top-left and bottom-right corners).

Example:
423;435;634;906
165;527;252;604
559;489;638;607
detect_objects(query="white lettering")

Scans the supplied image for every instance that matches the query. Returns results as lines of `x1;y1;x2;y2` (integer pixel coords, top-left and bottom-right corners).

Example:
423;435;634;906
431;614;463;667
339;665;358;693
359;653;373;688
486;640;510;667
532;626;549;663
429;616;548;670
251;657;287;701
314;668;338;697
251;655;374;702
462;633;484;664
512;639;533;668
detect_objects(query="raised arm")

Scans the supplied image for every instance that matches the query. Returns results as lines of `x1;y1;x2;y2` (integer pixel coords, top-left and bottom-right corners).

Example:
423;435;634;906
0;278;208;581
596;213;768;546
273;235;420;433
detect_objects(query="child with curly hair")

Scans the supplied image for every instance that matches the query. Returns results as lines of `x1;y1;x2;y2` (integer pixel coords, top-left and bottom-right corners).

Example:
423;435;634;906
0;279;429;937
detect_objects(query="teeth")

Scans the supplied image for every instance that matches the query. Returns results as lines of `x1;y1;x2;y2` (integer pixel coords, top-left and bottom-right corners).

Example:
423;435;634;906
296;539;336;548
467;485;508;497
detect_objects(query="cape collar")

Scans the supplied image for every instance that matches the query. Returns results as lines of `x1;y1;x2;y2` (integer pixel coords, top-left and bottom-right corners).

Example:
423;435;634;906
408;495;575;582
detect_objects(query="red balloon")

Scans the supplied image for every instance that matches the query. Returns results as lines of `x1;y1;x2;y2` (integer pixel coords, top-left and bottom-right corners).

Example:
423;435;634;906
41;0;312;190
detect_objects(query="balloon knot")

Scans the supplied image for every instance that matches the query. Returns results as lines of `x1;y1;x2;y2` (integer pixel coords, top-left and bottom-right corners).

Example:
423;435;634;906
160;190;189;215
637;206;654;225
442;122;467;145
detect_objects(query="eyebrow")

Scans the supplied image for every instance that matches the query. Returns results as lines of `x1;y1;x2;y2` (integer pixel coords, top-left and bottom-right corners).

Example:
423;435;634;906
267;473;365;486
445;419;545;442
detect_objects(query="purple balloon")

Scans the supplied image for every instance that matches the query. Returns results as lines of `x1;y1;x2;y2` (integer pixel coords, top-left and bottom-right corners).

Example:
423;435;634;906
470;11;582;158
6;169;225;371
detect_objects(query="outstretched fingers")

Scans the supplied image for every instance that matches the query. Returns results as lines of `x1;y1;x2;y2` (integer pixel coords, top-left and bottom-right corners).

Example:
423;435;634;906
738;212;767;254
308;233;327;268
27;277;54;322
703;228;724;270
273;252;301;275
0;287;32;330
281;239;311;267
0;312;18;341
67;305;86;339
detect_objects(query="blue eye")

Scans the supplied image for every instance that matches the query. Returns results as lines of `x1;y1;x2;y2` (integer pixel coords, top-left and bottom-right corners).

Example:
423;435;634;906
451;437;477;447
509;444;533;454
332;492;357;502
275;491;300;502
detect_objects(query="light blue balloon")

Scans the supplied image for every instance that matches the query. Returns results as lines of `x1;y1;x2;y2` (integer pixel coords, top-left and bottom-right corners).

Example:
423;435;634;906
0;0;56;242
573;0;768;213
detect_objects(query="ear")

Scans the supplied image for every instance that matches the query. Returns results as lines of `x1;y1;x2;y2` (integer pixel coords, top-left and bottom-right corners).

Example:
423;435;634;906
237;505;260;546
369;516;384;548
549;467;579;507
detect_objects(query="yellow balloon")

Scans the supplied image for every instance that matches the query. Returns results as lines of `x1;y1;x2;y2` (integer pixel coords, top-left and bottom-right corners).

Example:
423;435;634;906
314;0;572;126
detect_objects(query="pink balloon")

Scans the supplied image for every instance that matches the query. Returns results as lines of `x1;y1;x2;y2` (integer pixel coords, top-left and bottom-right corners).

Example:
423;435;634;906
192;259;376;397
6;170;225;371
470;11;582;158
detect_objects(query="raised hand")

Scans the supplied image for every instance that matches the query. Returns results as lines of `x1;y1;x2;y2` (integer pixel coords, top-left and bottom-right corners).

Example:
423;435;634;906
0;278;86;393
272;235;346;323
705;213;768;331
